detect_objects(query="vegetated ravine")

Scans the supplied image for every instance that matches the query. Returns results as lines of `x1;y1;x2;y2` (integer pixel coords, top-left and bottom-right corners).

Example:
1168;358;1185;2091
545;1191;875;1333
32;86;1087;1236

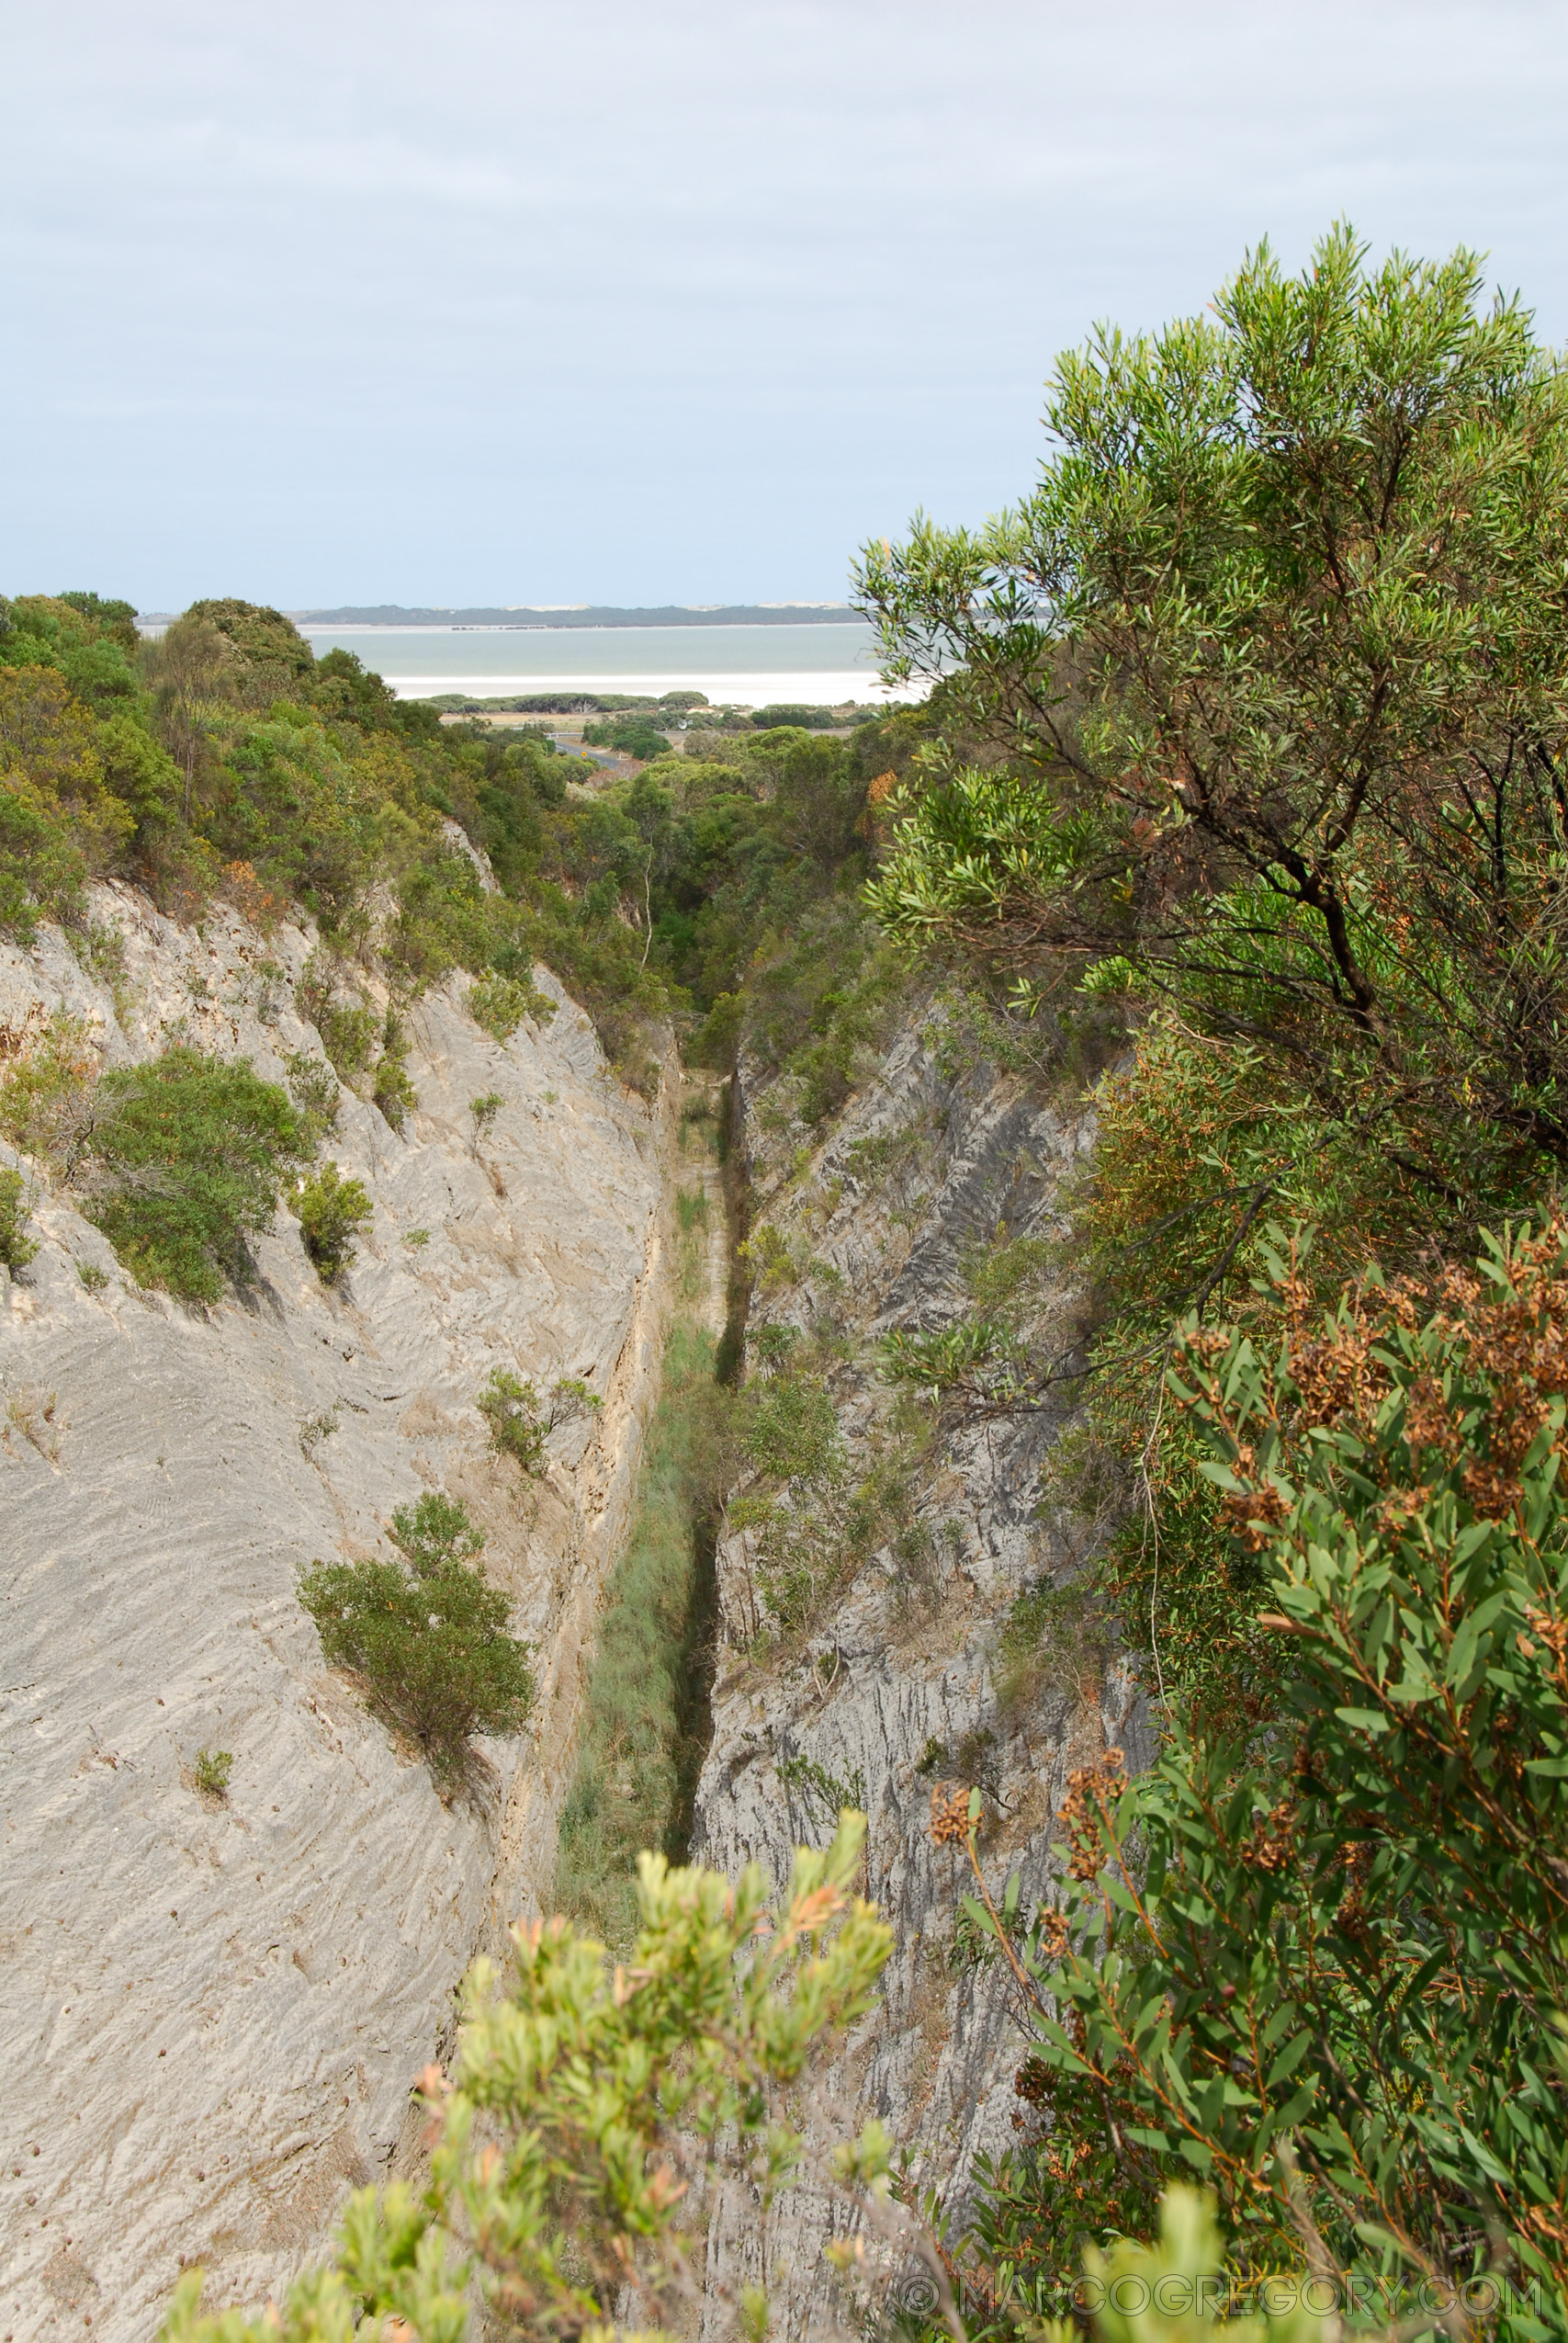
12;227;1568;2343
549;1073;748;1946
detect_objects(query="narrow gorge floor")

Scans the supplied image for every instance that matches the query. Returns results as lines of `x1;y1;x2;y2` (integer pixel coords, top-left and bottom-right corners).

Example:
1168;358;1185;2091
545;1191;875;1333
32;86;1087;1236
549;1077;736;1945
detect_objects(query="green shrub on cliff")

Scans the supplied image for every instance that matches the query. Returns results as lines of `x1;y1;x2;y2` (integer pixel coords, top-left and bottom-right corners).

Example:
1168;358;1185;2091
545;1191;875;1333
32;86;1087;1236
0;1166;37;1270
477;1366;547;1474
468;967;556;1041
297;1160;373;1284
82;1048;312;1303
298;1492;533;1786
371;1010;417;1131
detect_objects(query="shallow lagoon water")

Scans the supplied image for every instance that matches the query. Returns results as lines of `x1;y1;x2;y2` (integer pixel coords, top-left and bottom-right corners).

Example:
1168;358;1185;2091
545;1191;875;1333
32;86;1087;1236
300;620;914;706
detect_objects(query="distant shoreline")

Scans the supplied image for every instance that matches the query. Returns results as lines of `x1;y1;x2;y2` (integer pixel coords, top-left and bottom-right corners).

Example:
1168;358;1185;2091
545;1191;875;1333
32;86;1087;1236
299;622;863;638
295;603;862;630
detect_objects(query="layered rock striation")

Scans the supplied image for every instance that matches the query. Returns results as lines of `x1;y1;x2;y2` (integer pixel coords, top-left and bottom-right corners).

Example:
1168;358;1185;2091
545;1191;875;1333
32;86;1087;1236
694;1008;1149;2337
1;883;677;2339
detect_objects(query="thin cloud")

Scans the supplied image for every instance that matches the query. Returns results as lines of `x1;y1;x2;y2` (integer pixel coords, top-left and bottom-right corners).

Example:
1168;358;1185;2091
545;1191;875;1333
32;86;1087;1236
3;0;1566;606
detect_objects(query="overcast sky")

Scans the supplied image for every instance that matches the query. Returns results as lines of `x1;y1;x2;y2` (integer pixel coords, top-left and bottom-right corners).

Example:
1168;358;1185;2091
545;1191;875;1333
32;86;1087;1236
5;0;1566;611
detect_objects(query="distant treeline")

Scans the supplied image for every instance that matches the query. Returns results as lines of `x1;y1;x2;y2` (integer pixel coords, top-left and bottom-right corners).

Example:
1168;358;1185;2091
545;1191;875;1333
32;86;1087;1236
426;691;883;730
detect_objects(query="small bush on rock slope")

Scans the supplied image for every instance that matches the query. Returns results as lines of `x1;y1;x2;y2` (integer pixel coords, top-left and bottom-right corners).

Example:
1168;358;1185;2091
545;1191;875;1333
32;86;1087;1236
0;1165;37;1270
81;1049;313;1304
297;1160;373;1284
297;1491;534;1789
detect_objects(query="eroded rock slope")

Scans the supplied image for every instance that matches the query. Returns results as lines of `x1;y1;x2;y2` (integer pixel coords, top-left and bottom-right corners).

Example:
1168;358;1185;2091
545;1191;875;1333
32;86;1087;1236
1;883;676;2339
694;1009;1149;2337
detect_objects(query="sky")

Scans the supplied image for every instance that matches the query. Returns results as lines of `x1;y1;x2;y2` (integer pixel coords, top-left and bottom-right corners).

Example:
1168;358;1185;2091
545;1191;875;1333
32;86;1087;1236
5;0;1568;612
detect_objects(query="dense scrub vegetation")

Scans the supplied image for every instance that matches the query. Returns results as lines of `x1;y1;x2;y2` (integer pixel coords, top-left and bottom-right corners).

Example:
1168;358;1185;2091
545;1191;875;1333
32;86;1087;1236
0;586;908;1075
83;1049;316;1302
858;230;1568;2331
0;585;919;1309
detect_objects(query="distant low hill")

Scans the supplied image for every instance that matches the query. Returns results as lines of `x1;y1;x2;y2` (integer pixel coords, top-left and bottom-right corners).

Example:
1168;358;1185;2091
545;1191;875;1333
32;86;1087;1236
292;604;863;629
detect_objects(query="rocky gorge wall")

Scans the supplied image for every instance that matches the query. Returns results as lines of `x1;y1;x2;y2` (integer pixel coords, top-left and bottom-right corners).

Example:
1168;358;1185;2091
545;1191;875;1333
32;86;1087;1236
693;1008;1151;2338
1;881;679;2341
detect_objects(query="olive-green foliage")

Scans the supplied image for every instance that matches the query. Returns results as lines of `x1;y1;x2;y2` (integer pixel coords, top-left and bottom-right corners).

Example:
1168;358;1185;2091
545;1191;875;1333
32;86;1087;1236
468;968;556;1041
82;1048;312;1303
282;1048;340;1142
187;598;316;683
994;1575;1112;1718
1031;2188;1329;2343
581;714;671;759
858;229;1568;2313
192;1748;232;1799
0;1167;37;1270
749;702;841;730
298;1492;533;1785
863;229;1568;1203
860;227;1568;1692
554;1323;738;1946
0;657;136;936
371;1055;416;1130
740;898;907;1125
297;1160;374;1285
0;1014;98;1158
468;1090;504;1144
389;1489;484;1571
162;1817;893;2343
477;1367;547;1475
730;1365;927;1634
963;1222;1568;2323
372;1010;416;1131
744;1374;845;1484
317;999;378;1084
777;1753;867;1830
296;951;383;1082
3;584;907;1106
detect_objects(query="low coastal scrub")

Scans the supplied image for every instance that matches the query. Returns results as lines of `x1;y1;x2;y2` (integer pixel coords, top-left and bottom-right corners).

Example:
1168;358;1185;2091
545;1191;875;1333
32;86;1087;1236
0;591;914;1121
298;1490;534;1788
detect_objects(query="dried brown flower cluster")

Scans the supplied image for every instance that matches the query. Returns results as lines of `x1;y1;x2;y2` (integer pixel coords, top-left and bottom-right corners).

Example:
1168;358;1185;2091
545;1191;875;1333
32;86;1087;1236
1057;1748;1125;1882
1034;1905;1070;1960
929;1784;974;1847
1521;1602;1568;1695
1336;1837;1376;1945
1185;1217;1568;1534
1241;1797;1296;1873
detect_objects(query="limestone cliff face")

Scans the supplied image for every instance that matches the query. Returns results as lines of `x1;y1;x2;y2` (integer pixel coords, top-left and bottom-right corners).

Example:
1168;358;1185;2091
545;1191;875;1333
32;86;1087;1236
1;884;677;2340
693;1012;1148;2337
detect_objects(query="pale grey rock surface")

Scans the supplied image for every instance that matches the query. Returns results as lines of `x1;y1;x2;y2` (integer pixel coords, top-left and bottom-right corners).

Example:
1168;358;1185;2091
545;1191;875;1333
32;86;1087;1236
1;884;678;2339
694;1013;1148;2338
